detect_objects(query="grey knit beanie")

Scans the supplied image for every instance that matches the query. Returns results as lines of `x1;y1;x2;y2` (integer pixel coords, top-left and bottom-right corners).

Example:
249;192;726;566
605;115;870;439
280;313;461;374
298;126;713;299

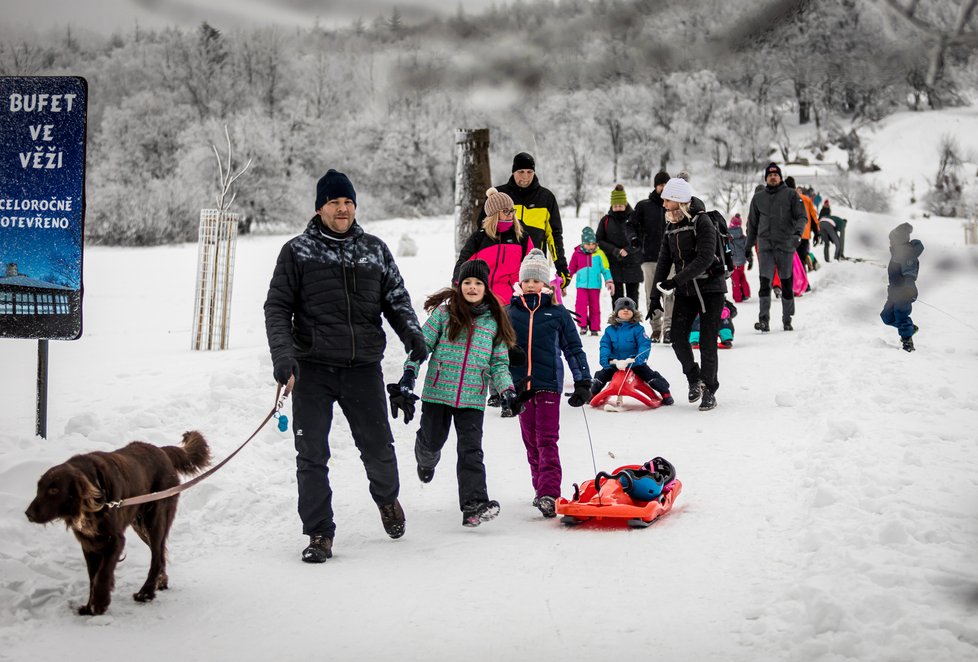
519;249;551;283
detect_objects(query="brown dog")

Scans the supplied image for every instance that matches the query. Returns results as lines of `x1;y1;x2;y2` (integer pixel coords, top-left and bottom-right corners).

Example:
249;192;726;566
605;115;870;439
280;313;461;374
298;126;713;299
25;431;211;615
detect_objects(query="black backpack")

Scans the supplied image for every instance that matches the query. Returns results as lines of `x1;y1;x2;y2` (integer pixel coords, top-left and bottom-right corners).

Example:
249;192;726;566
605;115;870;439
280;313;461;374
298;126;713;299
665;209;736;279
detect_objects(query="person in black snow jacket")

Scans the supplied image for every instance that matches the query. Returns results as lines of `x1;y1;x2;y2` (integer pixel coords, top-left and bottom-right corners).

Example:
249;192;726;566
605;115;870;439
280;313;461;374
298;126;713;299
629;171;674;338
264;169;427;563
597;184;643;310
650;177;727;411
746;163;808;332
880;222;924;352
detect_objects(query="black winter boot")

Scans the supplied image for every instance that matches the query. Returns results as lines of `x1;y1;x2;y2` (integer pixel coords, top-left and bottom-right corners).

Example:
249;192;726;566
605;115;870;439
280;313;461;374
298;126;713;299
462;500;501;527
536;496;557;518
783;317;793;331
754;316;770;332
417;465;434;483
901;337;915;352
301;534;333;563
687;381;704;404
486;394;501;407
378;500;406;539
699;389;717;411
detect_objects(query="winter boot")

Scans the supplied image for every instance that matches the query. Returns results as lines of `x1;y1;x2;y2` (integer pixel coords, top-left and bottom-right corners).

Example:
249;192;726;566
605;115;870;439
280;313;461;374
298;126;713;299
301;534;332;563
783;316;793;331
687;381;704;404
531;496;540;508
660;392;675;406
590;379;604;396
417;464;435;484
754;316;770;333
699;389;717;411
378;500;406;539
580;327;588;335
720;339;733;348
462;500;501;527
901;337;915;352
590;330;599;336
536;495;557;518
663;330;671;343
486;394;501;407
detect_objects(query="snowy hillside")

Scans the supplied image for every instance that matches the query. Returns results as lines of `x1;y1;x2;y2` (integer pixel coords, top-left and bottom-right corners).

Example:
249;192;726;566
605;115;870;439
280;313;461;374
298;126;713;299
2;120;978;659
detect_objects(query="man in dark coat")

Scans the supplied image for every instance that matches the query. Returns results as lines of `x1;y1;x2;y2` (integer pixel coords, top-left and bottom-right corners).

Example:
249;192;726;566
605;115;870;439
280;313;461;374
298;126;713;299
264;169;427;563
482;152;570;288
746;163;808;332
630;170;672;340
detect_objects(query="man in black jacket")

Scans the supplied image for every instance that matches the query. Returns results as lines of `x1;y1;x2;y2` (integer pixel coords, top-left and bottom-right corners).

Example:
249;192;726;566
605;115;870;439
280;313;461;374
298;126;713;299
746;163;808;332
630;170;672;340
264;169;427;563
482;152;569;288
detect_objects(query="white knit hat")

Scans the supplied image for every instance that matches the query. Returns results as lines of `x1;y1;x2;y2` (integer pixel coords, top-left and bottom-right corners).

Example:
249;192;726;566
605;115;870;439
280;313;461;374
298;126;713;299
519;248;551;283
661;177;693;203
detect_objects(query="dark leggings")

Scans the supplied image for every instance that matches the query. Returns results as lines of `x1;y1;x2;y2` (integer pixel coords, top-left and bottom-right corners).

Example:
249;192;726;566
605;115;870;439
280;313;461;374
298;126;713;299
669;292;724;394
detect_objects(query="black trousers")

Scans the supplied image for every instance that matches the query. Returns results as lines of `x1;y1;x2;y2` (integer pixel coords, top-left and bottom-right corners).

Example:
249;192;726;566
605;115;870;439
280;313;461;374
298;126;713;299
611;281;640;310
669;292;724;394
593;365;670;394
414;402;489;510
292;362;400;538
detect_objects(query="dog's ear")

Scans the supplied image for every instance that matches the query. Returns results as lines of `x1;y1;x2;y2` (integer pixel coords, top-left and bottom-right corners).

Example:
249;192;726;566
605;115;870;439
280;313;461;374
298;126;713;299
76;469;104;513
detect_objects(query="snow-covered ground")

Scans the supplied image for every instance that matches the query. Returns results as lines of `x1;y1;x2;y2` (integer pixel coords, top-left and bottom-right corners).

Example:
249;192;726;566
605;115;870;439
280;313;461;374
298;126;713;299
3;122;978;660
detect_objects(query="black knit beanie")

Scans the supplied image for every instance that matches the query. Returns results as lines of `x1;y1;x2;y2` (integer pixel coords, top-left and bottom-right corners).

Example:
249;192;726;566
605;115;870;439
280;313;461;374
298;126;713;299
457;259;490;287
315;169;357;210
764;162;782;180
653;171;671;187
512;152;535;172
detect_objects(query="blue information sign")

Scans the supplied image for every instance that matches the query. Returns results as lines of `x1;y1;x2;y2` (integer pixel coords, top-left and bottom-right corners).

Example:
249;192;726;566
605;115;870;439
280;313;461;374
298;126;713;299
0;76;87;340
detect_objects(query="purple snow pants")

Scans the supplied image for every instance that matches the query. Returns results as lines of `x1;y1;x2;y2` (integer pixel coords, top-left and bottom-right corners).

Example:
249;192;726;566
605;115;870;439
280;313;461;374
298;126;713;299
575;287;602;332
518;390;562;498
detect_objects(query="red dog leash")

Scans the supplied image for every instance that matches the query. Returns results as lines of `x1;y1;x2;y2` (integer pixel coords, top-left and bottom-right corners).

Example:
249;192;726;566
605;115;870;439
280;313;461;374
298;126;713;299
105;377;294;509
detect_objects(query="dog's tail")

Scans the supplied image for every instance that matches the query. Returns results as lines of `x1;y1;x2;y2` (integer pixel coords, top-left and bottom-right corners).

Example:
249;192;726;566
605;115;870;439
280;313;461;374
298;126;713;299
164;431;212;476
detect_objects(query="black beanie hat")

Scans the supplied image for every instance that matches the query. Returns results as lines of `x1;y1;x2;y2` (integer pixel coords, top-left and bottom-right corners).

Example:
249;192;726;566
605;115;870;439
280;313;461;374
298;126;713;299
653;171;671;187
764;162;782;180
315;169;357;210
784;176;796;189
457;259;490;287
512;152;535;172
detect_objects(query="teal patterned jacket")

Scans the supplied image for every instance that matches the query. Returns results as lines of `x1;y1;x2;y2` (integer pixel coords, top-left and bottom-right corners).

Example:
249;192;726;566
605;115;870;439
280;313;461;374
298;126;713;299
404;304;513;410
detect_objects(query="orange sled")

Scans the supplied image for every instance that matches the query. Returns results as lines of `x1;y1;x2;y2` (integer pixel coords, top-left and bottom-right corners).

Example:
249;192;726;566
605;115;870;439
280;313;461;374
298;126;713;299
556;463;682;528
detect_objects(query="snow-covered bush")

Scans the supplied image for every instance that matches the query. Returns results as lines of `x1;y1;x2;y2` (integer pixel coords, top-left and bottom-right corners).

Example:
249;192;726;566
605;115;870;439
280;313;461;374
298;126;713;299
827;174;890;214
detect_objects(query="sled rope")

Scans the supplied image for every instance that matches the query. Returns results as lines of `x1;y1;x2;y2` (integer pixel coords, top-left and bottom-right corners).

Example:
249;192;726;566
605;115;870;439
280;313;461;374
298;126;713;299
915;298;978;335
104;377;295;509
579;405;601;505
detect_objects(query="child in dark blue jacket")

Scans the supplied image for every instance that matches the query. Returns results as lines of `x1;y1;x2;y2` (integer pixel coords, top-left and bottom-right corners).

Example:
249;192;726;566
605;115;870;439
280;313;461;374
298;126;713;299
880;222;924;352
590;297;673;405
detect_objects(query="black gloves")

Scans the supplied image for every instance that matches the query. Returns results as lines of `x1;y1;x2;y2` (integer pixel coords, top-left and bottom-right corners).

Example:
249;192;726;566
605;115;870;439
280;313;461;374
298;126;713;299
659;278;677;292
567;379;593;407
273;358;299;386
508;345;527;368
406;334;428;363
746;251;754;270
500;388;525;418
386;369;419;424
649;298;664;315
812;229;821;246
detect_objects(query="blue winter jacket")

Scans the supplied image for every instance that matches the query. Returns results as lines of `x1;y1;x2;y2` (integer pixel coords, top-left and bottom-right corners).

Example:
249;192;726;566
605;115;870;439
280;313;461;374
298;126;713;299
887;223;924;303
508;291;591;393
599;320;652;369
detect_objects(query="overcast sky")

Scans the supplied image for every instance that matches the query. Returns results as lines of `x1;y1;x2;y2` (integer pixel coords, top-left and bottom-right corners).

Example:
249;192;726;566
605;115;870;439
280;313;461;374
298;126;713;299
3;0;500;35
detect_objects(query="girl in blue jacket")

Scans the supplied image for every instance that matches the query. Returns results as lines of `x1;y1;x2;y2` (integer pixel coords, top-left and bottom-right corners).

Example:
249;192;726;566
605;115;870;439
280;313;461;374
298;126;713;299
590;297;673;405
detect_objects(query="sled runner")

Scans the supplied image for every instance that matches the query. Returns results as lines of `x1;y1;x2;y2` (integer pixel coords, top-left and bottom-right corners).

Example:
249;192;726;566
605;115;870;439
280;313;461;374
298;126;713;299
589;369;662;411
556;458;682;528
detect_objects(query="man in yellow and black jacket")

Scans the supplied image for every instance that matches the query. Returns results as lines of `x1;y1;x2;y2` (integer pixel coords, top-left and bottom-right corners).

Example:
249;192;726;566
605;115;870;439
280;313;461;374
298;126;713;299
480;152;570;288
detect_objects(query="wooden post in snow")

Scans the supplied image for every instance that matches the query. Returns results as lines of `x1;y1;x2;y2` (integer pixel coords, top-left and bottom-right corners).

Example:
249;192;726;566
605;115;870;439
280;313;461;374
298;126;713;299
454;128;491;258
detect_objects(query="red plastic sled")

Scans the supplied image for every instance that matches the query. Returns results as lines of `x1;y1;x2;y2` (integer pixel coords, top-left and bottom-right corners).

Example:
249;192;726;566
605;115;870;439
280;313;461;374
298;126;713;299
589;369;662;409
556;464;682;528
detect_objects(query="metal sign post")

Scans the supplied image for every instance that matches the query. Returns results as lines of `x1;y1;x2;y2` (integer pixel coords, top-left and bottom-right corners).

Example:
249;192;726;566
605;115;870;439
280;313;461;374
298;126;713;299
0;76;88;437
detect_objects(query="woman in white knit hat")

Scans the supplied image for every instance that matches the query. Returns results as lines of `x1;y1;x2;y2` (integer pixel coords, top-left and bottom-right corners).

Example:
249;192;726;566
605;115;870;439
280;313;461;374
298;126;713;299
649;177;727;411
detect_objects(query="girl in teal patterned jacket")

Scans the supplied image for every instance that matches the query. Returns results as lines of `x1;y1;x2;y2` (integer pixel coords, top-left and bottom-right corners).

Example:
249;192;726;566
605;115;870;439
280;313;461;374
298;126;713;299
402;259;520;527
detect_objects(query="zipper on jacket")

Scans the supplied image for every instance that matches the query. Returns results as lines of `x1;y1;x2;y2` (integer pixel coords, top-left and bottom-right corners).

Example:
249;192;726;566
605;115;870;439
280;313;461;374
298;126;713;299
519;294;541;390
341;245;356;364
455;326;475;408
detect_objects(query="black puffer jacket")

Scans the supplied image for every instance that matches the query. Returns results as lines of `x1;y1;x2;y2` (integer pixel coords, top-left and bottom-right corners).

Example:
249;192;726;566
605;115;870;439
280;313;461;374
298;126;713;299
746;182;808;253
629;191;667;262
596;207;643;283
652;198;727;299
264;217;422;368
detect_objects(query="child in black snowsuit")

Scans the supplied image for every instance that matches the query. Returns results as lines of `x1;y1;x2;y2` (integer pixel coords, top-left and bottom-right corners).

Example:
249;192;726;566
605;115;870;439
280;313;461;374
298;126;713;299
880;222;924;352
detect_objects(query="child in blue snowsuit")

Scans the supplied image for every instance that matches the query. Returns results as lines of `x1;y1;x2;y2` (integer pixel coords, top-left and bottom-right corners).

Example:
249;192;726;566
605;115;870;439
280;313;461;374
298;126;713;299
691;299;737;348
590;297;673;405
880;222;924;352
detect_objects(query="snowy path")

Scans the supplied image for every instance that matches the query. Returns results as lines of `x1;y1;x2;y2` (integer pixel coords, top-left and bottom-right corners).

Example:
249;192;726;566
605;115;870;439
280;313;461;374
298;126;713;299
2;212;977;661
